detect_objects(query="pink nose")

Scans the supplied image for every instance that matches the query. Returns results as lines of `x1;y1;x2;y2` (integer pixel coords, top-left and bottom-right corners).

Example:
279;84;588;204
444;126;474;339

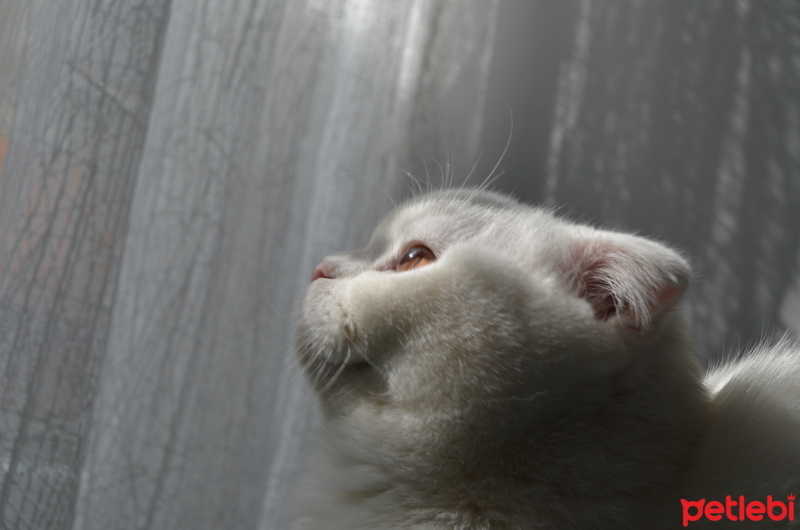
311;261;334;282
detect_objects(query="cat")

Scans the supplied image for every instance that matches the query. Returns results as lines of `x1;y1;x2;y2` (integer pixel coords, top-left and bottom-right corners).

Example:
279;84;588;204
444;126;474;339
291;188;800;529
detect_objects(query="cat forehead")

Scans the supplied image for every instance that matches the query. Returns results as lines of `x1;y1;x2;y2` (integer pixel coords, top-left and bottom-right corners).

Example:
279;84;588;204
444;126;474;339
374;189;561;243
378;190;521;234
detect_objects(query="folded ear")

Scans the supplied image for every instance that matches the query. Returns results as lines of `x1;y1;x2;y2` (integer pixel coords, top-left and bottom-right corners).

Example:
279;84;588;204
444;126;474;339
561;231;690;331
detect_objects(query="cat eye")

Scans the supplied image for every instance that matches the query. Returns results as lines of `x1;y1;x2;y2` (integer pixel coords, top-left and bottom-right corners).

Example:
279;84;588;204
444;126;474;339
396;245;436;272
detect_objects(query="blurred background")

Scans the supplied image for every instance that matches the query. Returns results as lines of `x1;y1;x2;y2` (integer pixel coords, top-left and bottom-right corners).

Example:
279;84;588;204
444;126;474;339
0;1;798;528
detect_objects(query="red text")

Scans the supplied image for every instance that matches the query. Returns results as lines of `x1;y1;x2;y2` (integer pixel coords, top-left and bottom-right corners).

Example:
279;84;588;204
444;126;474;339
681;495;796;527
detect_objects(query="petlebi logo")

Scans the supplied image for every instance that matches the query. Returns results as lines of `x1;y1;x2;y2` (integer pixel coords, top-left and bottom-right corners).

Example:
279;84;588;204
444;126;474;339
681;494;796;527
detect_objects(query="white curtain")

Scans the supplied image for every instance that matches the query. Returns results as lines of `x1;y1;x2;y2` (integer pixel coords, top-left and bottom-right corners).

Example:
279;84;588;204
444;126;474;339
0;1;496;528
1;1;798;529
479;1;800;354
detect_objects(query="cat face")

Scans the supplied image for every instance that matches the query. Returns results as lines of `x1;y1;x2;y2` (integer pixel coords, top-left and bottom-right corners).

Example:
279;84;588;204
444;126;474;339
296;189;690;418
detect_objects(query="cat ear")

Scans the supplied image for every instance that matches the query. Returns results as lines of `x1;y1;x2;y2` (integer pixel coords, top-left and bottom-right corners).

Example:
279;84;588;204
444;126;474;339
562;231;690;331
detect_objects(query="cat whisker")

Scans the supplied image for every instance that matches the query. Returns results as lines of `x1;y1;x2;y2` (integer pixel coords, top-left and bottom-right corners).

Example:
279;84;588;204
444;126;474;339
284;342;321;389
302;343;329;390
486;392;546;404
463;147;485;190
353;349;377;370
312;361;329;390
429;156;446;190
421;158;433;192
319;348;351;393
334;167;399;208
444;141;454;190
470;102;513;201
399;167;425;199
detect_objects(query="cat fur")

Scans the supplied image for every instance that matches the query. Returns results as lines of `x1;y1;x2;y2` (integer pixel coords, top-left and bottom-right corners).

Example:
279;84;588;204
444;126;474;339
291;189;800;529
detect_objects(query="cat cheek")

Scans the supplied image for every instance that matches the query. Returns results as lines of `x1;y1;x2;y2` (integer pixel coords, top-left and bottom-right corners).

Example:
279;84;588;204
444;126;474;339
345;270;442;342
345;272;404;326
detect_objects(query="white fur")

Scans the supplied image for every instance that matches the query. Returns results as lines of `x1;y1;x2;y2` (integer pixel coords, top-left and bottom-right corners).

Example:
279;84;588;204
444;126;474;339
291;189;800;529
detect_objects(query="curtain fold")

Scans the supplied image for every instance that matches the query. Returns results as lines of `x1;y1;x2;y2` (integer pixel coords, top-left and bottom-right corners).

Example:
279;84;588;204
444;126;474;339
0;1;169;528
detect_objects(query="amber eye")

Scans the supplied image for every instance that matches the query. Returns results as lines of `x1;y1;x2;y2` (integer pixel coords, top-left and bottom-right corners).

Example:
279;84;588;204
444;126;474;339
396;245;436;272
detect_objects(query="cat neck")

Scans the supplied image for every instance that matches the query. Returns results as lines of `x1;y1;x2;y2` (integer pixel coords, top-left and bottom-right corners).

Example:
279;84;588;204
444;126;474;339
318;315;711;511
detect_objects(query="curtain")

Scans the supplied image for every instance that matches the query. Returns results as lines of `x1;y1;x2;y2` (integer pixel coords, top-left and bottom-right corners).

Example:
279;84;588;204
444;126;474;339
0;1;497;528
480;1;800;356
0;1;798;529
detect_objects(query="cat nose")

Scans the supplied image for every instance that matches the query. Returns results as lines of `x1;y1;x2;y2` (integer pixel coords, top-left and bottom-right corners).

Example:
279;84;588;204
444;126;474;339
311;260;335;282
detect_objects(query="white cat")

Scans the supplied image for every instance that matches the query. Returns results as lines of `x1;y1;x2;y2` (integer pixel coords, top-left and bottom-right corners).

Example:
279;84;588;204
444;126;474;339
291;189;800;529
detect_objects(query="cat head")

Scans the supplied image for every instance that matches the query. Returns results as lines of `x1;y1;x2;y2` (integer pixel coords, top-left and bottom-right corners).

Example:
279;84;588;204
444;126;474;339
296;189;691;418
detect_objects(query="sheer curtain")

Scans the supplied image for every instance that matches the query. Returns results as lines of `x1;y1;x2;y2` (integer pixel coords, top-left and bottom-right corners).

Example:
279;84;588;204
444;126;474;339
480;1;800;356
1;1;799;530
0;1;496;529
